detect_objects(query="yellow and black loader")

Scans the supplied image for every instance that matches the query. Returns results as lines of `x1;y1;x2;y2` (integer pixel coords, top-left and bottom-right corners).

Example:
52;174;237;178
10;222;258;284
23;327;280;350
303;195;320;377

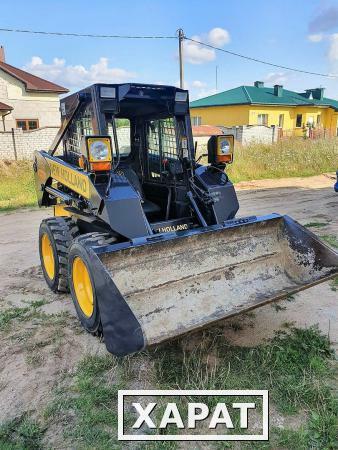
33;83;338;356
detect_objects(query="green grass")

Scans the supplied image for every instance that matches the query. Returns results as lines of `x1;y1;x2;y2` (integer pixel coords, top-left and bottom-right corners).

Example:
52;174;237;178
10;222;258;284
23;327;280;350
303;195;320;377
1;327;336;449
330;276;338;291
197;137;338;182
150;326;337;448
1;137;337;211
0;302;48;331
227;137;338;182
45;354;123;448
0;306;31;330
304;222;328;228
0;301;71;336
0;415;45;450
321;234;338;249
0;160;37;211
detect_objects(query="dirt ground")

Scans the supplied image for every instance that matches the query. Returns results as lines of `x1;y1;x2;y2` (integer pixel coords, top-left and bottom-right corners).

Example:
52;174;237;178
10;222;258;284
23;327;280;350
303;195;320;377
0;173;337;425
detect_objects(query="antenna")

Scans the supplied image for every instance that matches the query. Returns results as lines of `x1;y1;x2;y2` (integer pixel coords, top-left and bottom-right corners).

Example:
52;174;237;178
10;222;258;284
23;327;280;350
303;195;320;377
177;29;184;89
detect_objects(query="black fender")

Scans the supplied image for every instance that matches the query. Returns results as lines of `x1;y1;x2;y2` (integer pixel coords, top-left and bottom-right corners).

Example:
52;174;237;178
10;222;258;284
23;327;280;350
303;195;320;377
69;239;145;356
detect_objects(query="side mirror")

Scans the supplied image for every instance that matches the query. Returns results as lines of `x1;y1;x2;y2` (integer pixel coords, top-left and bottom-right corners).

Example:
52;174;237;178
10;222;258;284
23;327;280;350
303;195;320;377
208;135;234;165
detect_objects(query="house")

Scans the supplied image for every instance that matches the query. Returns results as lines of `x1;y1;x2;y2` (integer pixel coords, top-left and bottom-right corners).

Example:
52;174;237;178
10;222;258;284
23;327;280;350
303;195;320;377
190;81;338;137
0;46;68;132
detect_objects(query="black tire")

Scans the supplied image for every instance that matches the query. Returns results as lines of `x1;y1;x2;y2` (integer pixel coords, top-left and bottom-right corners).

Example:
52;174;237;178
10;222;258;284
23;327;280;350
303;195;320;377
68;232;117;335
39;217;79;292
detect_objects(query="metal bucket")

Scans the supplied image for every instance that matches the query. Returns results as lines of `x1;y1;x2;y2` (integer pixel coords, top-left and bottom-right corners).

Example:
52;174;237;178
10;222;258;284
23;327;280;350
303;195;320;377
86;214;338;356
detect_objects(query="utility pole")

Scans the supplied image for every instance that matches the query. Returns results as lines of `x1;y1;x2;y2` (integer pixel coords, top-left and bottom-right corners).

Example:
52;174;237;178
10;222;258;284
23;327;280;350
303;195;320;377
178;28;184;89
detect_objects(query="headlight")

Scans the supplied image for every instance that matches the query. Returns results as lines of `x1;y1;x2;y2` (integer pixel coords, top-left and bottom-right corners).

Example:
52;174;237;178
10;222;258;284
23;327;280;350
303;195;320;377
217;135;234;163
89;140;109;160
86;137;112;162
84;136;113;172
207;134;234;165
220;139;231;155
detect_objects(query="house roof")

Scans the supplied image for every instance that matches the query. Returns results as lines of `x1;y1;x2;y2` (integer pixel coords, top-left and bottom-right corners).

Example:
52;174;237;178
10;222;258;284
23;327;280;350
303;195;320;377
192;125;223;136
0;60;68;93
190;85;338;111
0;101;13;111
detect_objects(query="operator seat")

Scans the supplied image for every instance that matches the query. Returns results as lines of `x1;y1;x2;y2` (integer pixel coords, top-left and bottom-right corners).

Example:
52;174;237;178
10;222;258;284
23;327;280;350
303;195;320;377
120;167;161;215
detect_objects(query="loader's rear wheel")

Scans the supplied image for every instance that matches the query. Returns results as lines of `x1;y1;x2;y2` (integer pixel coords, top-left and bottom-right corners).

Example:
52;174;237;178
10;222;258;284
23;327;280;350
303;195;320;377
41;233;55;280
39;217;79;292
68;233;117;334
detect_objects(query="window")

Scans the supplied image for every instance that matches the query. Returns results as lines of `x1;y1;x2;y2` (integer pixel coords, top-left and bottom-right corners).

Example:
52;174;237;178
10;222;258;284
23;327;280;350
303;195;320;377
65;104;93;153
307;116;314;126
16;119;39;130
147;117;182;180
109;118;131;156
317;114;321;125
278;114;284;128
192;116;202;126
257;114;268;126
148;118;178;159
296;114;302;128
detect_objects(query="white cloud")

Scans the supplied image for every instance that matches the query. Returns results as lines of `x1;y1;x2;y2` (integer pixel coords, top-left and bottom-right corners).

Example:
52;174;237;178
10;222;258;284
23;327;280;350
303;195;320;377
308;33;324;43
264;71;289;85
207;27;230;46
190;87;217;100
22;56;136;89
184;37;216;64
192;80;207;88
183;27;230;64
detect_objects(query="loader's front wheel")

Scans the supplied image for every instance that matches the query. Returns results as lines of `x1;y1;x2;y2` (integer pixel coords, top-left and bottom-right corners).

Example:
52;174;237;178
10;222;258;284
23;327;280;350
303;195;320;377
72;256;95;319
68;233;117;334
39;217;79;292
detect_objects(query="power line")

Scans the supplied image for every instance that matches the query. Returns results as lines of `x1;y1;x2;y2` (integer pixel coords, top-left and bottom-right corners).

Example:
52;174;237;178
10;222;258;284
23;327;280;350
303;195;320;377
184;36;337;79
0;27;176;39
0;26;335;78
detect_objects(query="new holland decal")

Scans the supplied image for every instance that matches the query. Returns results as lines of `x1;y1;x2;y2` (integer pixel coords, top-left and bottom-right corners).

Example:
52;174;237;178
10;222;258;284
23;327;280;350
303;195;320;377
156;223;189;233
48;160;90;198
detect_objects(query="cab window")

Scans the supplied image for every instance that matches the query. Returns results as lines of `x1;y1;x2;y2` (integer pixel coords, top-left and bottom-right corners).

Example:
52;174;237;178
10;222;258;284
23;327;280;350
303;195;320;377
108;118;131;156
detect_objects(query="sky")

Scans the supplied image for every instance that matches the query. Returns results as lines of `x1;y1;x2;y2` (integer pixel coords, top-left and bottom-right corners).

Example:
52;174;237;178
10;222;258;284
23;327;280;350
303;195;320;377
1;0;338;100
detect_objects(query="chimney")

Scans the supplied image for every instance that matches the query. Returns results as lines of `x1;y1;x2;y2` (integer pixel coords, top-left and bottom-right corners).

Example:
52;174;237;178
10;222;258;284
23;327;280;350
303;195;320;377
0;46;5;62
304;88;324;100
254;81;264;88
313;87;324;100
274;85;283;97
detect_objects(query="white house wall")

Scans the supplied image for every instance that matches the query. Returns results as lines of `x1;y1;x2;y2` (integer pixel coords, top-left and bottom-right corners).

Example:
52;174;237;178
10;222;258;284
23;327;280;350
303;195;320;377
0;70;62;131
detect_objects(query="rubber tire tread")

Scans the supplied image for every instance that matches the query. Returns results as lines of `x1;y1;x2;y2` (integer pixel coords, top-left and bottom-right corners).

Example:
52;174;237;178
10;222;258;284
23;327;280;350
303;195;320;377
39;217;79;292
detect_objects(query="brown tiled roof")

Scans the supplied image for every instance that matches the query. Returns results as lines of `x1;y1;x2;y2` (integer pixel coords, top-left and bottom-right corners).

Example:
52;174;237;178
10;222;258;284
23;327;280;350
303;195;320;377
0;101;13;111
192;125;223;136
0;61;68;93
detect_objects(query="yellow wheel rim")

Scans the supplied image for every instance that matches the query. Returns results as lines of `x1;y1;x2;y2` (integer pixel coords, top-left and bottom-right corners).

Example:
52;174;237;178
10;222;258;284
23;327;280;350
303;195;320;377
41;233;55;280
72;257;94;318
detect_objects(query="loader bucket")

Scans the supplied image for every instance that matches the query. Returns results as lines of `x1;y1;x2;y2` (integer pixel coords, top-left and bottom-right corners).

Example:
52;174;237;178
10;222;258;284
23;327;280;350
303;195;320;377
84;214;338;356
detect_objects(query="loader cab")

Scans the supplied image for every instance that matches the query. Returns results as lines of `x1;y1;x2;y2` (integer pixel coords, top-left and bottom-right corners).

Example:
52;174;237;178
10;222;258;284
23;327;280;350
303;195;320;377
45;83;239;239
55;83;195;224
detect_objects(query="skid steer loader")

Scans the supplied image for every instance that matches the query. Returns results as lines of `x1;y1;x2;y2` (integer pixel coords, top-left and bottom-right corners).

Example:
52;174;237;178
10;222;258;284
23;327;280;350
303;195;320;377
33;83;338;356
